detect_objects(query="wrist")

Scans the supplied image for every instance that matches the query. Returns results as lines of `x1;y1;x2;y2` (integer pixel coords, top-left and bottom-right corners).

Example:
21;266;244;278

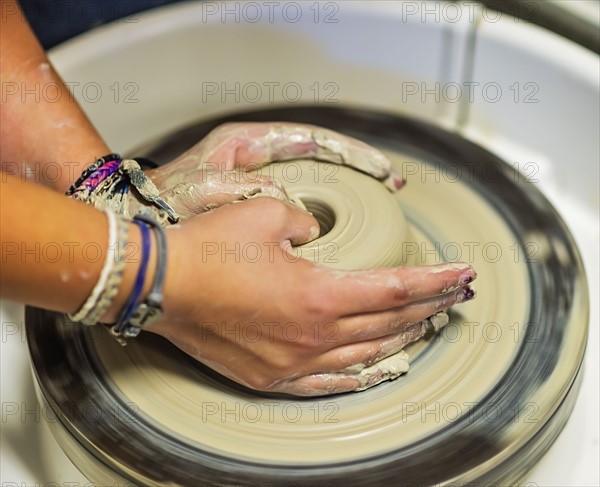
57;143;113;193
144;225;181;335
99;220;157;324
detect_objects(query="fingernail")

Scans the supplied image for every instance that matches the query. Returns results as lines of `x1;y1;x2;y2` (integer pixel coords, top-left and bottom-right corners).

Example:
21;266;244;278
460;270;476;285
383;172;406;191
309;225;320;240
391;169;406;189
460;286;475;302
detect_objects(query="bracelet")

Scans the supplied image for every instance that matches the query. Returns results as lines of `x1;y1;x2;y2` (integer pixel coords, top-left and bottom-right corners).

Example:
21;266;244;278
110;218;151;343
128;213;168;327
66;153;122;196
67;154;180;225
120;159;179;223
109;214;167;346
82;217;129;325
80;159;122;193
68;210;118;323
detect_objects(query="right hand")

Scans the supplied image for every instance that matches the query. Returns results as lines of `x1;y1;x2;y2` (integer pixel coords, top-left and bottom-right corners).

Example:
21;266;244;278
149;197;476;396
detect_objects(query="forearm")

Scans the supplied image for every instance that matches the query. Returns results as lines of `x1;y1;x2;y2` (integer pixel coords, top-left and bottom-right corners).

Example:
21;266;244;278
0;174;145;322
0;0;110;192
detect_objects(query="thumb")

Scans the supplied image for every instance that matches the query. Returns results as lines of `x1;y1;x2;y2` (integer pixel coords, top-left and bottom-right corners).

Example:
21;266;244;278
282;201;321;246
242;198;320;247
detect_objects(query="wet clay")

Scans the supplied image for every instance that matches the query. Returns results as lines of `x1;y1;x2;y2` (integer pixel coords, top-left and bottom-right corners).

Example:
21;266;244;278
88;152;530;466
253;159;410;269
253;160;449;387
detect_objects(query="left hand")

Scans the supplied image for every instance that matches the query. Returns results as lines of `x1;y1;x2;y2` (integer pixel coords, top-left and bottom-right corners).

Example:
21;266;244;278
142;121;405;219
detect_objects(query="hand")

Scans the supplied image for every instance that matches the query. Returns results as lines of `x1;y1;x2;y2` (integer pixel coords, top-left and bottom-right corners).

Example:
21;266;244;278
149;197;476;396
141;122;405;219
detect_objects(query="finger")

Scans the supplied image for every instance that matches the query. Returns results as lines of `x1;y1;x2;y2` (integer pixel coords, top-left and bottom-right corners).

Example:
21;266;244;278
322;262;476;314
274;374;361;397
313;311;449;374
274;349;412;396
200;122;405;190
161;172;289;218
337;287;471;343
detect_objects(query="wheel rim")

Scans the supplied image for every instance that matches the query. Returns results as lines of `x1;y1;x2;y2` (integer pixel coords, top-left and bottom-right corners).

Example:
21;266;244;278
27;106;588;485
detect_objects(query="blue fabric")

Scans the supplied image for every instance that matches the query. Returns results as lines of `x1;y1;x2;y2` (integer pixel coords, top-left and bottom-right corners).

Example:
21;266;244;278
19;0;186;49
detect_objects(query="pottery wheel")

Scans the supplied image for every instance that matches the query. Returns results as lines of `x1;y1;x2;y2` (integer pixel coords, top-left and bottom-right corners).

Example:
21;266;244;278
26;107;588;486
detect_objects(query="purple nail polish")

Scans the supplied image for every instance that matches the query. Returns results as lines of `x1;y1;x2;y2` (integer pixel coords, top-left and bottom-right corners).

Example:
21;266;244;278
394;176;406;189
462;286;475;301
460;273;474;285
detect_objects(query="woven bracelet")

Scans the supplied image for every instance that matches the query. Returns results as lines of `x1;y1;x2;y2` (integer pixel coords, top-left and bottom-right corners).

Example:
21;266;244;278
82;217;129;325
68;210;118;324
66;154;122;196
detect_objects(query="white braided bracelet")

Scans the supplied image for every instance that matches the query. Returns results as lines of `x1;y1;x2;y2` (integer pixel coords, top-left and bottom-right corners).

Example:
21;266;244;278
68;209;118;324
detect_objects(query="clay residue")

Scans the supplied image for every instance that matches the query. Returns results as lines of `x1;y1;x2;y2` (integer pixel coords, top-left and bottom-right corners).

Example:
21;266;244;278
320;311;450;391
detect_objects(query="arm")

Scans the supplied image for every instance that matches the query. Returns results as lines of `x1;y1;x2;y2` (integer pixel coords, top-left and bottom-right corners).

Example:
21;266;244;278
0;173;146;322
0;0;476;396
0;0;140;321
0;0;110;192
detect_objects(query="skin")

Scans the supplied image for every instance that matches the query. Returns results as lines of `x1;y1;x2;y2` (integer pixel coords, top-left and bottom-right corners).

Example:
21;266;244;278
0;0;110;190
79;122;408;221
0;0;476;396
148;121;407;216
